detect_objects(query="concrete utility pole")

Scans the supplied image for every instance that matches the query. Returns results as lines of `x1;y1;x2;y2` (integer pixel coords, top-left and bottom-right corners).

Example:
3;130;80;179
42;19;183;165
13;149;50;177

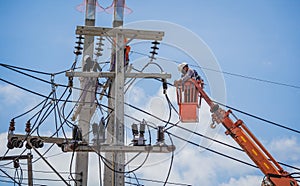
0;154;33;186
75;0;97;185
70;6;172;186
104;0;126;185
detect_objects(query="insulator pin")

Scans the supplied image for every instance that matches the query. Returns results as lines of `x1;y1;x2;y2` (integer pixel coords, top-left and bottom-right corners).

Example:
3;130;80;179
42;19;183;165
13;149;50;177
149;40;160;60
9;119;15;132
74;35;84;56
95;36;105;57
156;126;166;146
25;120;31;133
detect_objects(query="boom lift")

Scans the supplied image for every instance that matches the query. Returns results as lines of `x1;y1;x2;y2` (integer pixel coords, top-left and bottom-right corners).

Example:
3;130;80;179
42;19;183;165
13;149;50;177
175;79;298;186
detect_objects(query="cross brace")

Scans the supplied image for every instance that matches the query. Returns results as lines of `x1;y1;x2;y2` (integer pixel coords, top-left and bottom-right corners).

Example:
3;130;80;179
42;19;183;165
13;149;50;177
76;26;164;41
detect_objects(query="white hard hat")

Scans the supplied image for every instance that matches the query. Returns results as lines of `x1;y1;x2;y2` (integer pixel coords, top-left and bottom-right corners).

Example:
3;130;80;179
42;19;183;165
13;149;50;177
178;62;187;72
83;55;91;62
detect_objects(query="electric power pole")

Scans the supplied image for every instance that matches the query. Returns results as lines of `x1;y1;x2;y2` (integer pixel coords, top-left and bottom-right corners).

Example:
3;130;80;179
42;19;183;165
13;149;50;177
0;154;33;186
104;0;126;185
68;1;173;184
75;0;97;185
7;1;174;186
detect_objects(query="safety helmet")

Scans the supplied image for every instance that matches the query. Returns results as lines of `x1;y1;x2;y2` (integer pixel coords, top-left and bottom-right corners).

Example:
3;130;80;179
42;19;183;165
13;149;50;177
83;55;91;62
178;62;188;72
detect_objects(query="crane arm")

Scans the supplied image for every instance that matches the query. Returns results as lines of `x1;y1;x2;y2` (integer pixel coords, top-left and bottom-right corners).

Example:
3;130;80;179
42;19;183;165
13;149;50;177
190;79;298;186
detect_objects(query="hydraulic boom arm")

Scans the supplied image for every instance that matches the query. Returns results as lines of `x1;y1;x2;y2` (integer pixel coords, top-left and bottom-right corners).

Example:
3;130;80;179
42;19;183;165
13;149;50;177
190;79;298;186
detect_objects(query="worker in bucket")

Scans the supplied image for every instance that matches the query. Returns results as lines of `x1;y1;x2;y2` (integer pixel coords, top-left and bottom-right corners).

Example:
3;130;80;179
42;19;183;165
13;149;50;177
175;62;202;103
176;62;201;83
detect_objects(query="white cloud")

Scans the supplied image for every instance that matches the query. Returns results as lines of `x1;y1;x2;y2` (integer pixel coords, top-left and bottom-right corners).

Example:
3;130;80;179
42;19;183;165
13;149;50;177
218;175;262;186
268;136;300;162
0;84;24;104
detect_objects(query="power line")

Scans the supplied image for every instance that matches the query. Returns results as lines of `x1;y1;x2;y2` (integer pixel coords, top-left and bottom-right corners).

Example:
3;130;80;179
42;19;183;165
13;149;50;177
0;168;20;185
3;76;299;171
3;61;299;135
154;77;300;135
124;98;300;172
2;74;299;157
125;175;191;186
0;62;300;183
167;131;258;169
0;63;74;76
130;51;300;89
0;165;73;174
214;100;300;135
0;78;51;99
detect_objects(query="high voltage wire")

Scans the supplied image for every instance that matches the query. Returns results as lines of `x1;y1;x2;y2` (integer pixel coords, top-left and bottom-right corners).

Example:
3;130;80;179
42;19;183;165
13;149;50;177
2;62;300;135
2;74;300;153
0;76;258;185
168;132;258;168
0;63;74;76
123;97;300;172
1;60;300;133
2;76;300;153
125;175;191;186
122;105;300;172
1;63;300;184
213;100;300;134
130;51;300;89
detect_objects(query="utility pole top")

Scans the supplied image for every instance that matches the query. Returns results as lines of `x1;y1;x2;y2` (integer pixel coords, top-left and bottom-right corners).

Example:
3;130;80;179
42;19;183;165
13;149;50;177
76;26;165;41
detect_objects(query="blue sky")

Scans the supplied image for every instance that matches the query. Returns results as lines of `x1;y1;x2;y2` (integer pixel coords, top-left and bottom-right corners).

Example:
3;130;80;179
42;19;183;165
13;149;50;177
0;1;300;186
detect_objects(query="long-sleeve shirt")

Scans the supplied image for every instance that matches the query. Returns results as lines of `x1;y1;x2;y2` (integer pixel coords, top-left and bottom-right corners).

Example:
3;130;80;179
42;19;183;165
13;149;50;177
181;68;195;82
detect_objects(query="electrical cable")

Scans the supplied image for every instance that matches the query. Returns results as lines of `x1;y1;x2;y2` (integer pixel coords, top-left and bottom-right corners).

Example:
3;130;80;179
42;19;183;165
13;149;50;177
162;93;300;172
166;131;258;169
213;100;300;135
130;51;300;89
124;181;140;186
0;149;10;165
3;76;299;172
123;110;273;184
98;150;103;186
32;147;71;186
125;175;192;186
31;86;72;141
153;77;300;135
59;87;76;128
0;78;50;99
3;61;300;183
164;94;172;129
129;96;299;174
12;98;48;120
128;172;140;186
0;164;77;175
0;168;20;185
2;57;300;135
49;87;70;139
0;63;77;76
91;145;151;174
163;133;174;186
69;146;78;185
125;100;244;152
30;143;56;164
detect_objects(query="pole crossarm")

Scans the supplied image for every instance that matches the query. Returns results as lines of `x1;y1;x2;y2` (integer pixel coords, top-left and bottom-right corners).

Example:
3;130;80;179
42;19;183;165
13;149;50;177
76;26;165;41
8;134;175;153
66;71;171;79
8;134;71;144
0;155;29;161
62;144;176;153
